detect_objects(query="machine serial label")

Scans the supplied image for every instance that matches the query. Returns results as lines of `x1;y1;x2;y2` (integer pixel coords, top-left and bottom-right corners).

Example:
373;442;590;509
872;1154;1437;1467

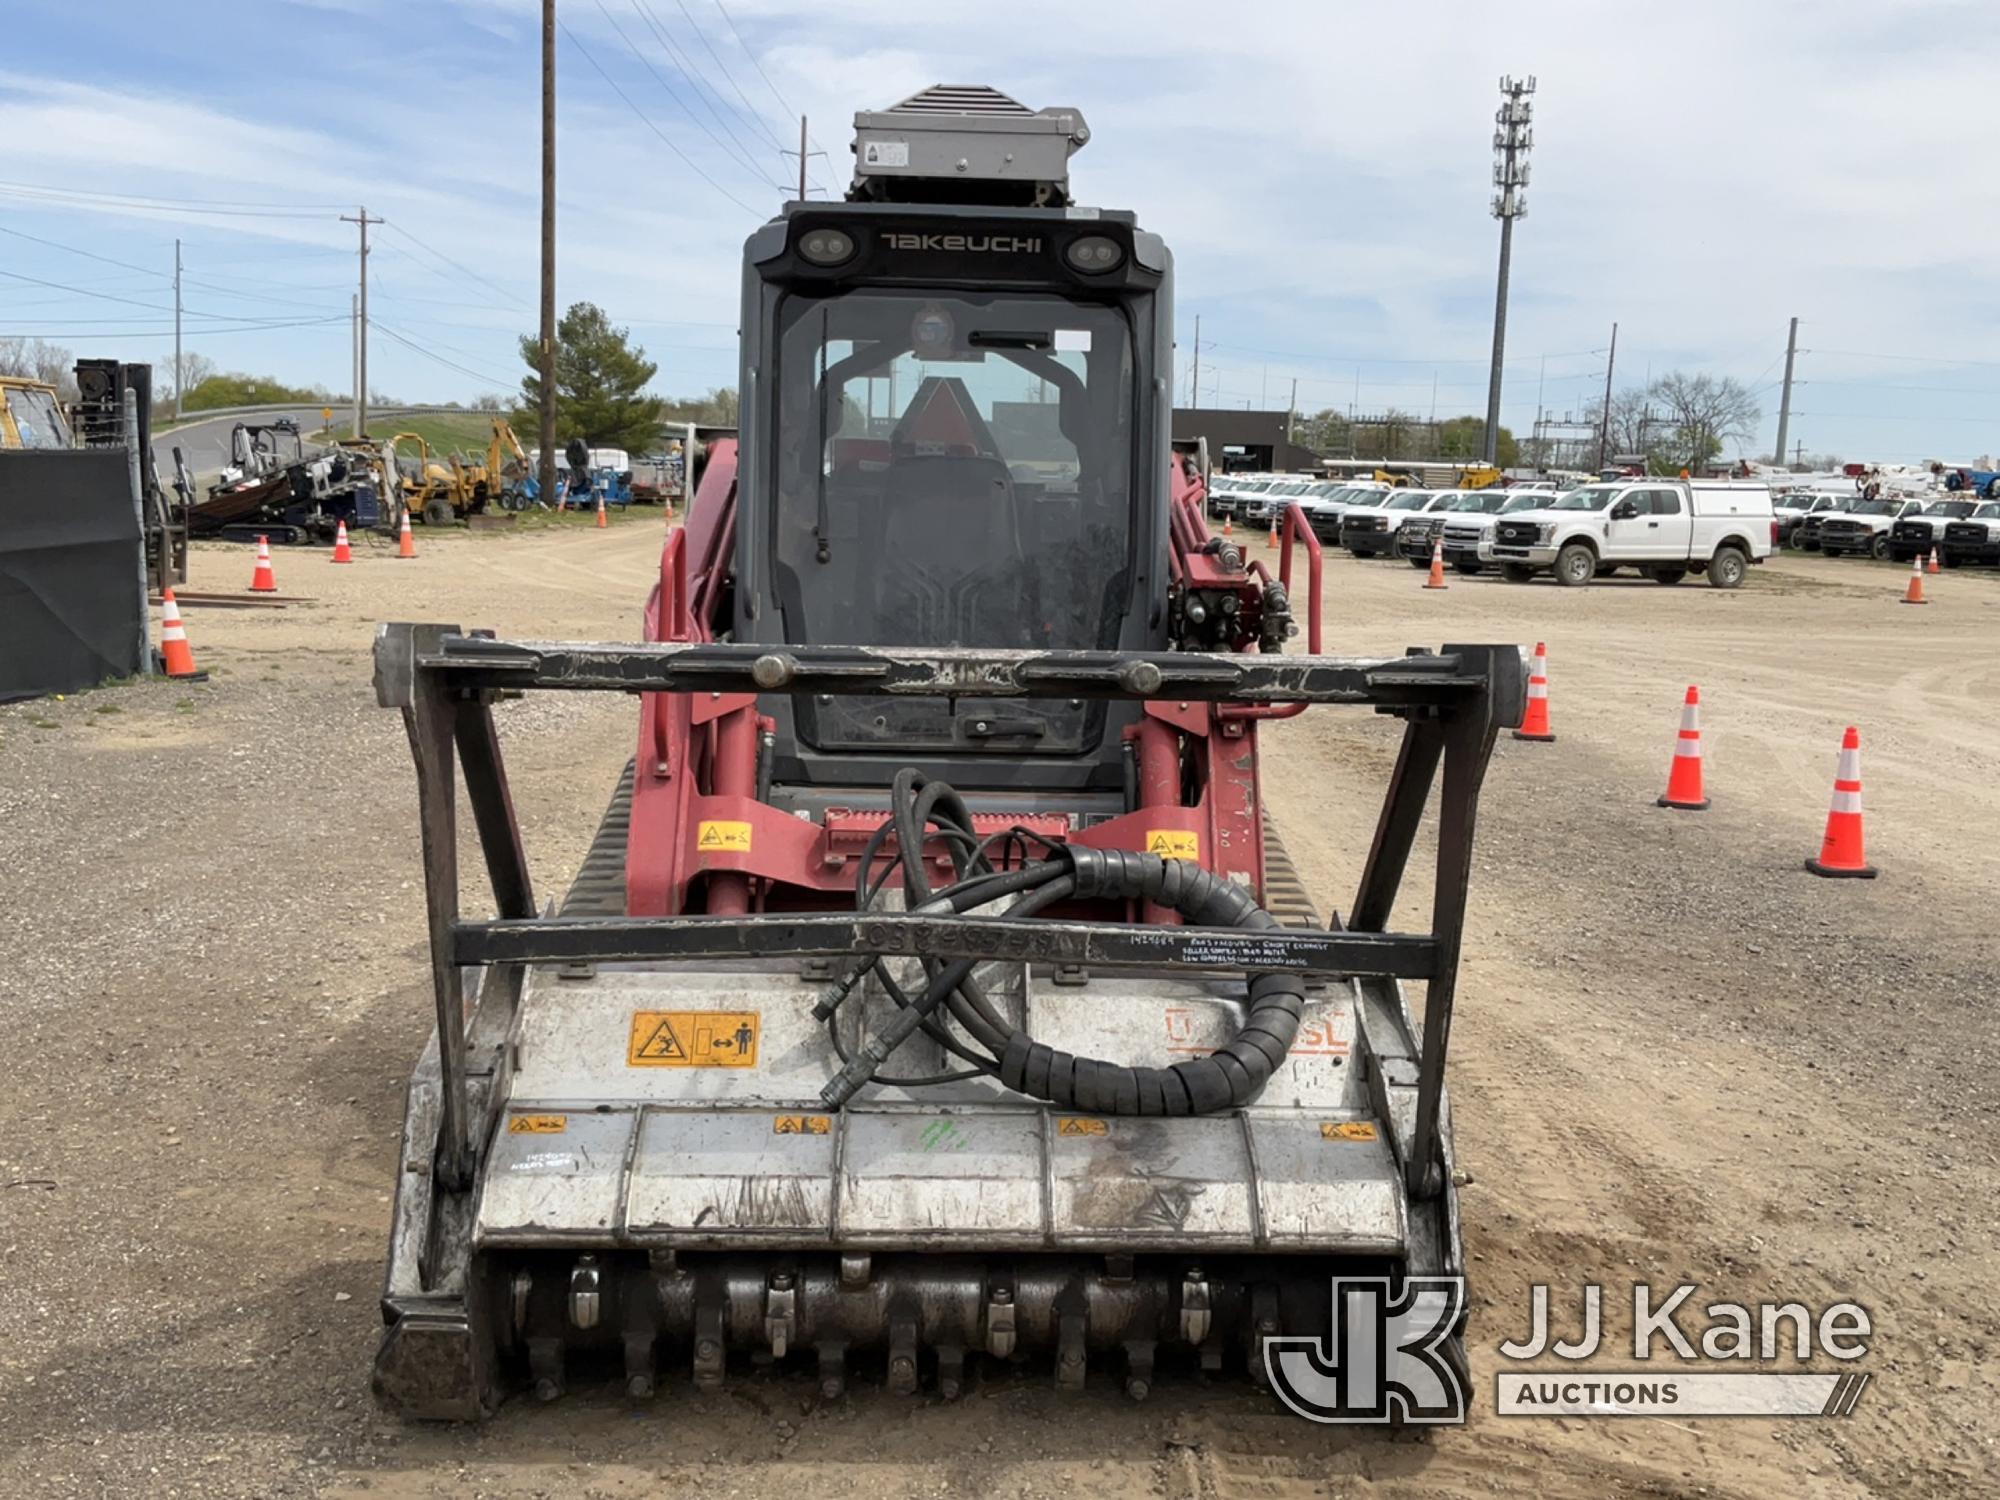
862;139;910;167
696;820;753;853
628;1010;761;1067
507;1113;567;1134
773;1114;832;1135
1145;830;1200;860
1321;1121;1378;1142
1056;1117;1108;1136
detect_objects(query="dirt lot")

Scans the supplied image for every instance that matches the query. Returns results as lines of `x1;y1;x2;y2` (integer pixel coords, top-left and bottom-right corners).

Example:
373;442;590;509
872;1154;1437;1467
1;522;1993;1498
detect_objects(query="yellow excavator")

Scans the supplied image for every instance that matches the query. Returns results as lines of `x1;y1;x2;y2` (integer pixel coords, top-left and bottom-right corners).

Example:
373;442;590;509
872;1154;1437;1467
449;418;535;512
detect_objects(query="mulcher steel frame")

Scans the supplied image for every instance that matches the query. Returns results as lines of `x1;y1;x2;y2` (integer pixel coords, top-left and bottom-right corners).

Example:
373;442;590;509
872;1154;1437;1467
374;624;1522;1210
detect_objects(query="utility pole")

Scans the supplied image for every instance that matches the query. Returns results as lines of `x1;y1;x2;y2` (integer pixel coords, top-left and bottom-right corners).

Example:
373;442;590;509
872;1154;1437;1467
1595;320;1618;471
1772;315;1800;466
173;239;183;420
538;0;558;513
350;294;360;435
340;206;382;435
780;115;827;202
1483;74;1535;465
1287;376;1297;443
1190;315;1200;408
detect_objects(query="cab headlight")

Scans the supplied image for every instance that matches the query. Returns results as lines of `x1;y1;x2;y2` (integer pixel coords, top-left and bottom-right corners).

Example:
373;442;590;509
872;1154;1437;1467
798;228;857;266
1064;234;1124;273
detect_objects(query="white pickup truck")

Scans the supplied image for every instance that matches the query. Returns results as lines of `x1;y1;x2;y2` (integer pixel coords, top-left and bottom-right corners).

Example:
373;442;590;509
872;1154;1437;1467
1482;478;1774;588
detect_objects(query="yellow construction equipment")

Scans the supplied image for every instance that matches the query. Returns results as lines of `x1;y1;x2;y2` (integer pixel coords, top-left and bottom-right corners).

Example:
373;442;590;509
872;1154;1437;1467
0;376;72;449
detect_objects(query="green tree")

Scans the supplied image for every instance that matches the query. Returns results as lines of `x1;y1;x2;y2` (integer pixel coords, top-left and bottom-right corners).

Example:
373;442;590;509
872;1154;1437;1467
1433;415;1518;468
181;371;334;412
519;302;661;452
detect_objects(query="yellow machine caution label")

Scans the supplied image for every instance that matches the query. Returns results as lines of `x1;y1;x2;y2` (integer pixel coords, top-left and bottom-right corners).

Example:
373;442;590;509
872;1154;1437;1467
507;1113;568;1134
628;1010;761;1067
1321;1121;1379;1142
1145;830;1199;860
1056;1117;1109;1136
696;820;753;853
773;1114;832;1135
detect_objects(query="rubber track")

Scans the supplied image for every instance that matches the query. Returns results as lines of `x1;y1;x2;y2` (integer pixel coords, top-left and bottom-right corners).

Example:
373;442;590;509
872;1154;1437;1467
560;760;635;916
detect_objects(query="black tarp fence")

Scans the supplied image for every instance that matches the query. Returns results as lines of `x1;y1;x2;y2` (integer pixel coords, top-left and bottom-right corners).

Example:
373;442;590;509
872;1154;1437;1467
0;448;148;702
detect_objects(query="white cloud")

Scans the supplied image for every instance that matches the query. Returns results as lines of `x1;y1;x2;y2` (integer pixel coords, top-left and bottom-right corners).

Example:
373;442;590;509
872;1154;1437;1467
6;0;2000;456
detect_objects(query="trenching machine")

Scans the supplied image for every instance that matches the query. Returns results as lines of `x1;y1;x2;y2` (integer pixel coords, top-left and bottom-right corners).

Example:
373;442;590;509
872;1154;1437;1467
371;86;1524;1418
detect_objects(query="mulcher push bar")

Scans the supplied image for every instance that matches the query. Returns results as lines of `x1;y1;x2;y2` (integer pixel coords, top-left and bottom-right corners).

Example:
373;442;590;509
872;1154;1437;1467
408;633;1521;708
453;910;1440;977
374;622;1523;1206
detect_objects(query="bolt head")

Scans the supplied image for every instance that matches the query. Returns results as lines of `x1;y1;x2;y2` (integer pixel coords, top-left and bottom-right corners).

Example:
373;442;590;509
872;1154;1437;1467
697;1338;719;1358
626;1375;655;1400
1126;1378;1151;1402
533;1378;560;1402
820;1377;844;1400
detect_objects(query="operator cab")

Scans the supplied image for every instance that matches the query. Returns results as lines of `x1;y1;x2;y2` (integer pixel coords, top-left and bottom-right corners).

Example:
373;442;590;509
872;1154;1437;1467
731;87;1172;787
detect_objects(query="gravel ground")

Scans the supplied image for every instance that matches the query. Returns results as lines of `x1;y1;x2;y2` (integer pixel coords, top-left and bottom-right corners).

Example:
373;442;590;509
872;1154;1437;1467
0;525;1993;1498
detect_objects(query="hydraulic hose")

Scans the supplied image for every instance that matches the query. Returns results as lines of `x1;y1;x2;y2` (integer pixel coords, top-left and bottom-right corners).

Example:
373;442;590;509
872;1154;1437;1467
818;773;1304;1115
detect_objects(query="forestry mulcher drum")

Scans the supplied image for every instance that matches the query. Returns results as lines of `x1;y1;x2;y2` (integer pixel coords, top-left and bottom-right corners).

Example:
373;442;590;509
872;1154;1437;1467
369;85;1525;1419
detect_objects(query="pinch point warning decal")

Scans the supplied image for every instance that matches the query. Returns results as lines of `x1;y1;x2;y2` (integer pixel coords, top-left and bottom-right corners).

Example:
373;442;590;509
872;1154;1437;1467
1145;830;1200;860
1056;1117;1109;1136
628;1010;760;1067
1321;1121;1379;1142
773;1114;832;1135
697;820;753;853
507;1113;568;1134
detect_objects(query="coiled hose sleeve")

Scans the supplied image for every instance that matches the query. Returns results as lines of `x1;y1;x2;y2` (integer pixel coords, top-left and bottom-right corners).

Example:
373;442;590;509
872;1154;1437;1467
991;846;1306;1115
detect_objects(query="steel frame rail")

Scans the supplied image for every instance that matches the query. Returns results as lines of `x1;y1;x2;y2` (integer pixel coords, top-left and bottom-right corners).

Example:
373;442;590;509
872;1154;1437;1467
374;624;1523;1203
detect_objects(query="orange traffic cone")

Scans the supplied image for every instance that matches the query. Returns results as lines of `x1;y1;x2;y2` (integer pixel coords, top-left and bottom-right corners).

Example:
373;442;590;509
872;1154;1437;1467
1927;547;1940;576
331;519;353;563
1513;641;1555;741
1805;727;1877;879
249;535;278;593
1223;515;1233;537
596;494;608;529
397;511;417;559
1267;514;1280;547
159;588;200;678
1423;535;1448;589
1900;554;1925;604
1657;685;1710;811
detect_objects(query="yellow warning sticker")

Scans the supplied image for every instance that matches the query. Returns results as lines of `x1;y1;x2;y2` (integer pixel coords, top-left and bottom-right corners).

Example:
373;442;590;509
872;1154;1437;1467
1056;1117;1109;1136
1321;1121;1379;1142
1145;829;1200;860
507;1113;568;1134
696;820;753;853
628;1010;760;1067
774;1114;832;1136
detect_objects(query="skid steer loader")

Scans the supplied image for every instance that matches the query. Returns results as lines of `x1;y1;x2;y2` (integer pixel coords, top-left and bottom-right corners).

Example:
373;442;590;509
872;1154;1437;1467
371;85;1524;1419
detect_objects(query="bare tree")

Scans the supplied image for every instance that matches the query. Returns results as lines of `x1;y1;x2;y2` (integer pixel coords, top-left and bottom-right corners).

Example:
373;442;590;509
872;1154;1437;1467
0;337;77;400
1645;371;1762;474
156;349;218;403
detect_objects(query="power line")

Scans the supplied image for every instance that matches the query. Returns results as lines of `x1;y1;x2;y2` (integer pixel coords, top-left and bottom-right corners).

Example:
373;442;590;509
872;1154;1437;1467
377;222;526;310
606;0;784;190
558;19;762;215
0;317;347;342
667;0;787;152
710;0;830;170
0;179;338;220
372;320;519;389
0;222;349;317
0;266;337;325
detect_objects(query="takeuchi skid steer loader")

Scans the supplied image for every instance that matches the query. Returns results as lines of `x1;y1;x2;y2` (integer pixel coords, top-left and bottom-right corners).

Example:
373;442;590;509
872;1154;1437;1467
371;85;1525;1419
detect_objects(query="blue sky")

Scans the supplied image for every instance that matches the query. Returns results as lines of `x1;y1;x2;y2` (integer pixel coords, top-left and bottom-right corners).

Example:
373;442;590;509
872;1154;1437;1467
4;0;1999;462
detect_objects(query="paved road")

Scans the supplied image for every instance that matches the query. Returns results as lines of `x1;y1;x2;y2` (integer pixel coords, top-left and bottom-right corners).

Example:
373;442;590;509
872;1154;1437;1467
152;406;328;485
